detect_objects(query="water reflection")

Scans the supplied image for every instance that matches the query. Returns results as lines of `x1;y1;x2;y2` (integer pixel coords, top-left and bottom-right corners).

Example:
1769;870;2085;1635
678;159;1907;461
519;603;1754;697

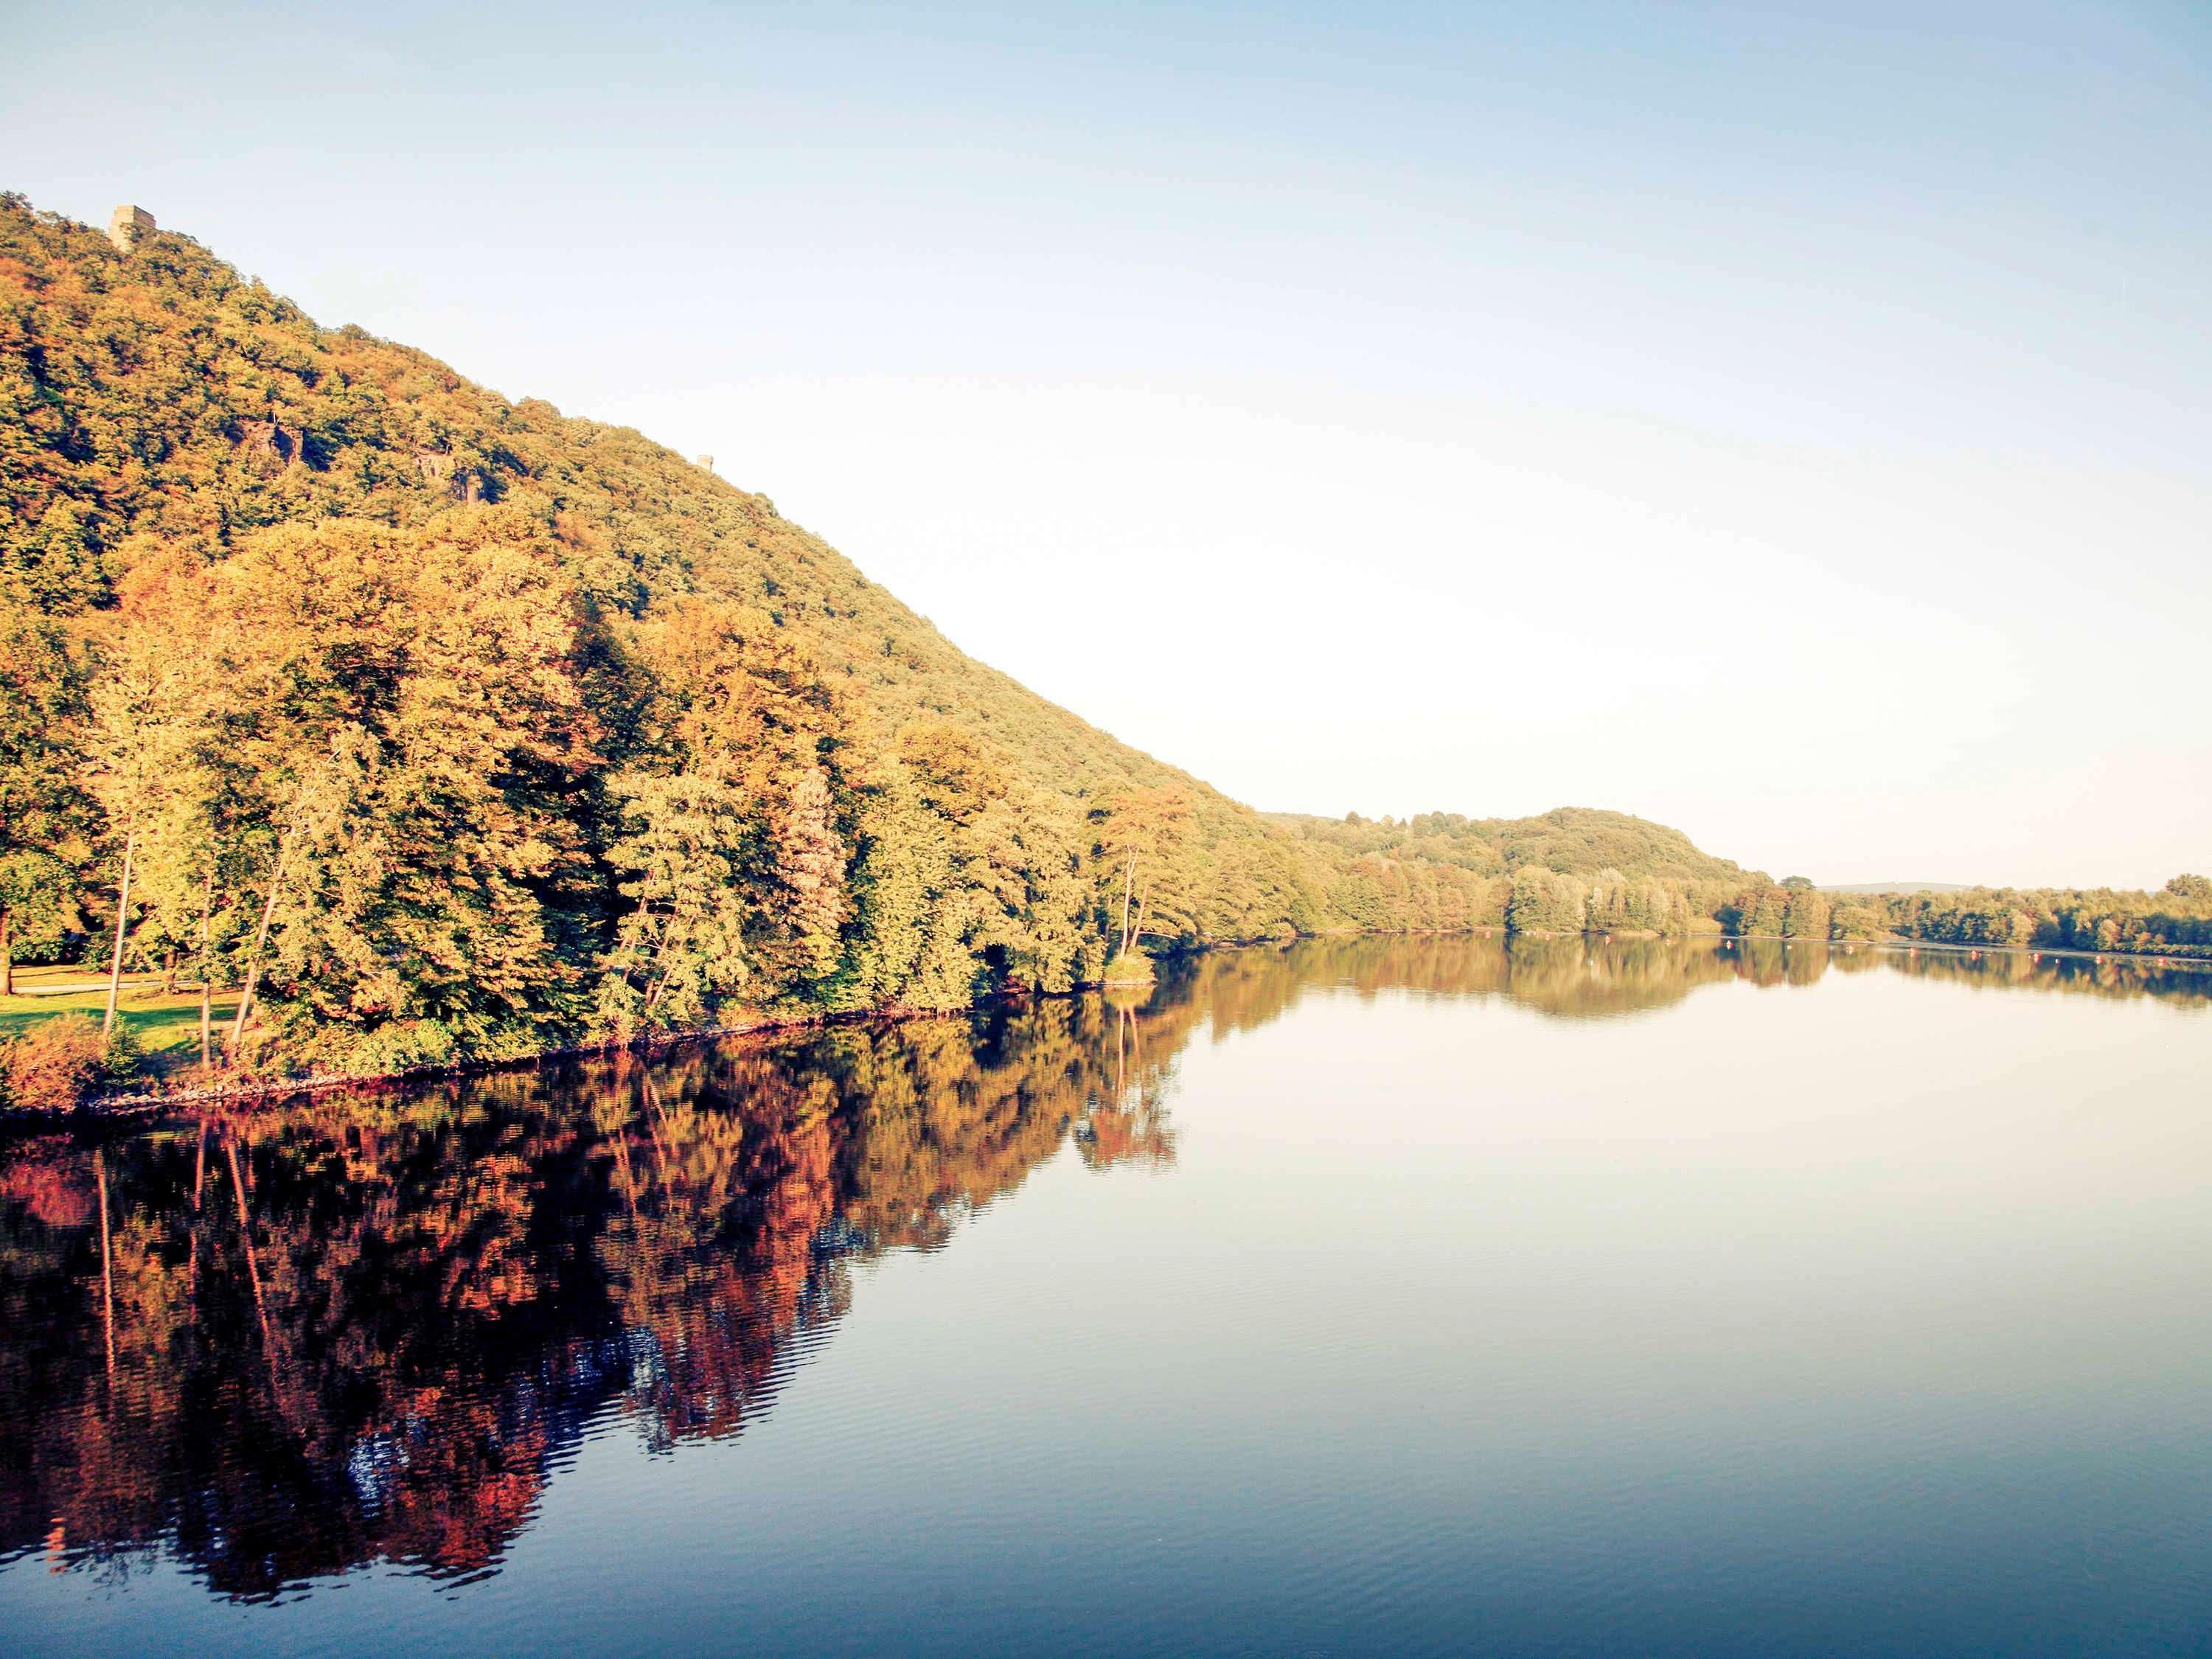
0;936;2202;1604
0;991;1203;1599
1181;931;2209;1017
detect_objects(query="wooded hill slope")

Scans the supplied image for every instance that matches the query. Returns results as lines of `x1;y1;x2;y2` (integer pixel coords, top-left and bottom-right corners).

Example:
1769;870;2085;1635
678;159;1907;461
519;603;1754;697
3;194;1363;1074
7;194;2194;1081
1270;807;1749;886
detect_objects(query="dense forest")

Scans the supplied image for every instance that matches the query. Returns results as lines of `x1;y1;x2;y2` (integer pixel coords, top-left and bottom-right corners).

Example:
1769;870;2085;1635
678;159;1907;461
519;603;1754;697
1;195;2204;1098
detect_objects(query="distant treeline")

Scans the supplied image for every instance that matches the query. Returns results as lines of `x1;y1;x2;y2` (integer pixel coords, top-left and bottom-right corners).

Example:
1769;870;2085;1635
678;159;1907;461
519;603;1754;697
1827;880;2212;959
1286;818;2212;961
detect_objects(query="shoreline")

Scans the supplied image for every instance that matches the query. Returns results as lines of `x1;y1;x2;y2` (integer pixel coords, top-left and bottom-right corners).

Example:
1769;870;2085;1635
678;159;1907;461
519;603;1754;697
1730;933;2211;970
8;929;2204;1128
8;996;987;1127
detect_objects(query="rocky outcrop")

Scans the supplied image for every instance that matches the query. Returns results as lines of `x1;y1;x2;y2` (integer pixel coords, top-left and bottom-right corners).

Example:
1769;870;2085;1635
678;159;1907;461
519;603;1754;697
236;417;305;471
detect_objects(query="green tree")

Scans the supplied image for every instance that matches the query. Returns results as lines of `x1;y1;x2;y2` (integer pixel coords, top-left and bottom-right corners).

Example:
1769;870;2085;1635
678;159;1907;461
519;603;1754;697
1506;866;1587;934
1782;886;1832;941
0;599;90;994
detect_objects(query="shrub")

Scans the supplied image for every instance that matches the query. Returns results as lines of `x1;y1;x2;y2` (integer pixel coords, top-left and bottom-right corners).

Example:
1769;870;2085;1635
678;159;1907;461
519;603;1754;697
99;1021;144;1085
1102;950;1155;986
1;1014;110;1112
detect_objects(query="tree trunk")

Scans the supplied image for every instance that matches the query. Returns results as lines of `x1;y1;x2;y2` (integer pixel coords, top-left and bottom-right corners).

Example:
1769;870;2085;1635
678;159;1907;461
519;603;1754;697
228;827;297;1061
644;915;691;1012
198;872;214;1071
162;947;176;996
103;827;138;1038
1119;848;1138;959
1;906;11;998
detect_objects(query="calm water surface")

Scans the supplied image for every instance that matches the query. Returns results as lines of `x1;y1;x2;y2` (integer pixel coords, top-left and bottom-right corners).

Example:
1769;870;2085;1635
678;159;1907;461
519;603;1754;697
3;936;2208;1657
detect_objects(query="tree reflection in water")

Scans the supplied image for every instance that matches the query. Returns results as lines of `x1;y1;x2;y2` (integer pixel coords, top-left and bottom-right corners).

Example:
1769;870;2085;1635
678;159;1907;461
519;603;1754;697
0;935;2201;1599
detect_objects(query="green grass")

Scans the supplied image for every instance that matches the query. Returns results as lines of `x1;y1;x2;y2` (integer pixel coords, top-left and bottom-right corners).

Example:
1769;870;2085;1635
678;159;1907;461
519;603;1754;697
2;964;239;1082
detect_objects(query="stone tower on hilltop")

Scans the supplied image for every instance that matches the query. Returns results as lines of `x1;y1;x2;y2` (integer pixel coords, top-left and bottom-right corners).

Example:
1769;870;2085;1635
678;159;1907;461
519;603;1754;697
108;204;155;253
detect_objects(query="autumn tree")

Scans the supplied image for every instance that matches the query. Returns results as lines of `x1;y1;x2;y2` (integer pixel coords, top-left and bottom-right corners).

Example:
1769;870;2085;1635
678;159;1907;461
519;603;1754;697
598;599;850;1031
83;578;223;1032
1093;786;1194;964
163;513;599;1068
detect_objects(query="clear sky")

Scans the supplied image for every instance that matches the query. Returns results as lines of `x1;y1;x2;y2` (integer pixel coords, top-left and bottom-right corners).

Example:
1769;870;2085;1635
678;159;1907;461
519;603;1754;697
7;1;2208;887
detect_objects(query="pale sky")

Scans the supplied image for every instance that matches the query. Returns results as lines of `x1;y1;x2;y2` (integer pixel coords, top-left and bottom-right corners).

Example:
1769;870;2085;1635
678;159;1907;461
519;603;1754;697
7;1;2208;887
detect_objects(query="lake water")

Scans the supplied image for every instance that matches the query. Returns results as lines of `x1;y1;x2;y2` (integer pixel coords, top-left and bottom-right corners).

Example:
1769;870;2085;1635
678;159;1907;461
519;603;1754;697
3;936;2208;1657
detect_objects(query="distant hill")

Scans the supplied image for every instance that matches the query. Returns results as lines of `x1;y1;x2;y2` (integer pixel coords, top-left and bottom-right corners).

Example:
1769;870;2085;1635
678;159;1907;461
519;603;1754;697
1268;807;1754;887
1823;882;1969;896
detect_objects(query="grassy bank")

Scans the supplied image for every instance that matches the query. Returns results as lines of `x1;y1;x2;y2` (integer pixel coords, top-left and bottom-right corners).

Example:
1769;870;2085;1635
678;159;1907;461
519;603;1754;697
1;964;239;1081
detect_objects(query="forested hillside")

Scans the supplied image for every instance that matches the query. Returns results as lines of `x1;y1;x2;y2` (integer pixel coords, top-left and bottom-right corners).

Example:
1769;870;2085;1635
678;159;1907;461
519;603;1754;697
1;195;2202;1092
1272;807;1756;936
